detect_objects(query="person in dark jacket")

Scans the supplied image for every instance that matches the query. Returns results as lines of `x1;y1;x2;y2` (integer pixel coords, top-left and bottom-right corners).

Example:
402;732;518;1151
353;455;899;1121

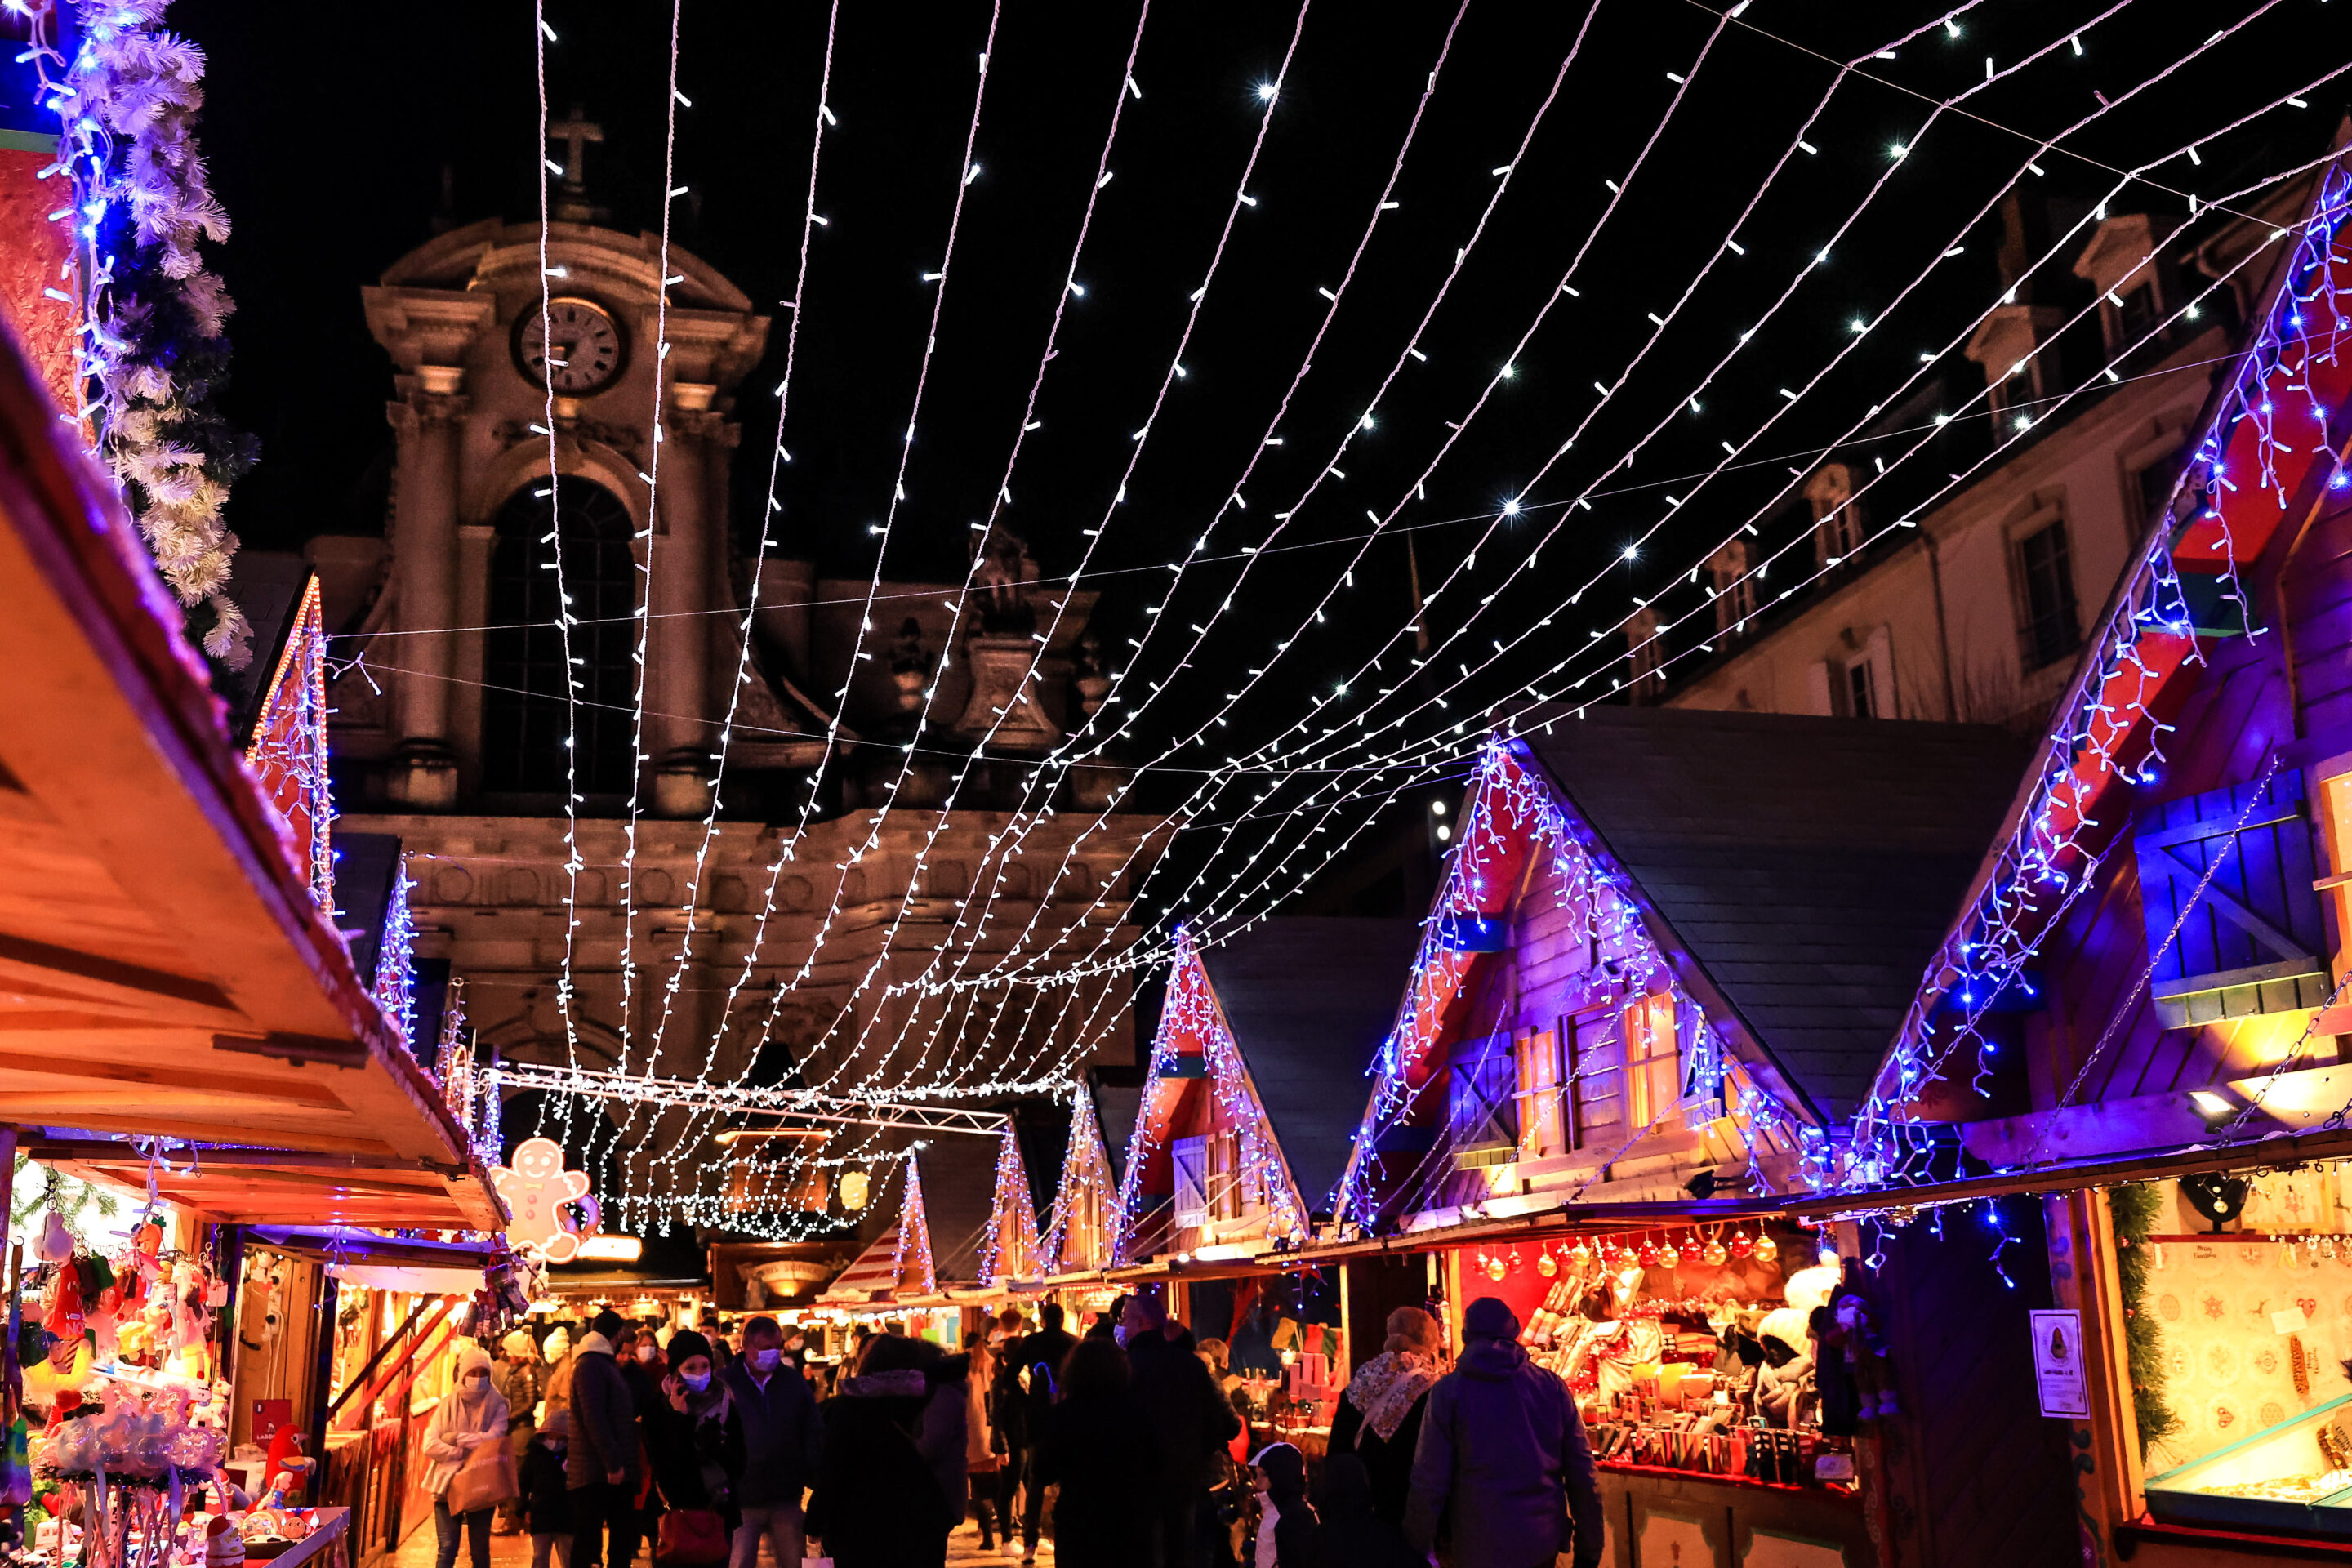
564;1319;641;1568
648;1330;746;1539
1327;1306;1442;1528
1008;1303;1077;1562
1303;1454;1418;1568
1123;1291;1243;1568
1404;1297;1603;1568
616;1326;666;1558
806;1334;969;1568
1250;1442;1316;1568
720;1316;822;1568
520;1410;573;1568
1036;1337;1158;1568
494;1329;547;1535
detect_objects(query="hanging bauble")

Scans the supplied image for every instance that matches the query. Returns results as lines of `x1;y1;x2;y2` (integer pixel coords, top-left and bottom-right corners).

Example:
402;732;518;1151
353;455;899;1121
1657;1240;1682;1270
1637;1237;1660;1267
1614;1244;1640;1270
1509;1247;1524;1275
1730;1232;1755;1259
1537;1249;1557;1277
1753;1233;1780;1263
1702;1236;1729;1267
1486;1254;1507;1281
1569;1239;1594;1267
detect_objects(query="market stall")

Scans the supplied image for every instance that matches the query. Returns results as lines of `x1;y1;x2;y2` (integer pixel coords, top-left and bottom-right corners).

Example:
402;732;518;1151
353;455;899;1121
0;318;511;1568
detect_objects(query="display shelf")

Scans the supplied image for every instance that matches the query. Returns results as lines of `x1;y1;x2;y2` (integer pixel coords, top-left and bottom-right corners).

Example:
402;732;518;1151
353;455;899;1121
2145;1392;2352;1536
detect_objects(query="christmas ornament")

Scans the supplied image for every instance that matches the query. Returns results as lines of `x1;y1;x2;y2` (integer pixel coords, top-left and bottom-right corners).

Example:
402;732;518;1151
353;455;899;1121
1613;1244;1639;1270
1637;1237;1659;1268
1731;1232;1755;1259
1569;1239;1593;1267
1486;1254;1507;1281
1537;1247;1557;1278
1657;1240;1682;1270
1702;1236;1729;1267
1754;1233;1779;1263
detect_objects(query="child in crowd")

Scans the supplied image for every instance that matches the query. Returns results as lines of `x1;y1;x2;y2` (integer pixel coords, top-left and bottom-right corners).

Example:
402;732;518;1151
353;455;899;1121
519;1408;572;1568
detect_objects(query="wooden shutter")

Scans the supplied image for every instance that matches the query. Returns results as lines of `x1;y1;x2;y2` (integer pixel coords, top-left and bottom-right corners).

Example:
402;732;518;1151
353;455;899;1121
1623;991;1680;1130
2135;773;2328;1027
1515;1027;1562;1160
1172;1136;1209;1227
1567;1008;1620;1150
1449;1036;1517;1168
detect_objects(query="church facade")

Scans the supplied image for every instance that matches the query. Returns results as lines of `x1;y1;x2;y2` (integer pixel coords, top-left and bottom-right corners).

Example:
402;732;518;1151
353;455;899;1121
310;179;1165;1243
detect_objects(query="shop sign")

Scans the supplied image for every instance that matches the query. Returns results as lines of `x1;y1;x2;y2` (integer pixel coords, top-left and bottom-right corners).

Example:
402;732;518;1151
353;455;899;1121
2031;1308;2090;1418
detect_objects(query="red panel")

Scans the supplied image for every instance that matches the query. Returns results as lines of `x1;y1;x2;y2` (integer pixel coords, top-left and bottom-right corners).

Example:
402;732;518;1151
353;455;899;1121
0;145;78;419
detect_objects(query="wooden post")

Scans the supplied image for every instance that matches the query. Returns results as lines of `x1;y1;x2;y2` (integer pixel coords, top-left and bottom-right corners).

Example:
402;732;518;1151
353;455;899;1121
215;1224;246;1393
306;1272;340;1474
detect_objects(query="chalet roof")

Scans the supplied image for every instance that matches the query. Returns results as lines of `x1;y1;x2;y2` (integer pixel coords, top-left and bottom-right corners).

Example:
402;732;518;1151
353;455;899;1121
1198;916;1425;1207
1525;708;2032;1120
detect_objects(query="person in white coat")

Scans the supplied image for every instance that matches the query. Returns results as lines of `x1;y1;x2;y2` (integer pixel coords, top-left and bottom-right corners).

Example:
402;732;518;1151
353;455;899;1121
425;1343;514;1568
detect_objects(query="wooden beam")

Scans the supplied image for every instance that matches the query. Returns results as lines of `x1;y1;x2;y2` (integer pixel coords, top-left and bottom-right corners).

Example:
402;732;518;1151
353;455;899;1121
0;933;234;1013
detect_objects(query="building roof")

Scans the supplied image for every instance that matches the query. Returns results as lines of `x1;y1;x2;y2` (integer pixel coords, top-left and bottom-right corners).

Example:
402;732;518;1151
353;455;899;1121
1198;916;1425;1207
1525;707;2032;1120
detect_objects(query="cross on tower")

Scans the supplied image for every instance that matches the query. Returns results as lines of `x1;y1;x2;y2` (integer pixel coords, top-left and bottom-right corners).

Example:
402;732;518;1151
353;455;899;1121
547;105;603;221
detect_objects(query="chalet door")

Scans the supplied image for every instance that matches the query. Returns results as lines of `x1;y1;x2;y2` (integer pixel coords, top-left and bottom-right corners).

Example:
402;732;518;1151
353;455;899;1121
1172;1136;1209;1227
2134;774;2328;1026
1449;1038;1517;1167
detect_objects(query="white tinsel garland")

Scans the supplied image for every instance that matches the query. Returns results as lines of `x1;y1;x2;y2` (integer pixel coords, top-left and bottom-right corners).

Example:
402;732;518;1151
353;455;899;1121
42;0;255;668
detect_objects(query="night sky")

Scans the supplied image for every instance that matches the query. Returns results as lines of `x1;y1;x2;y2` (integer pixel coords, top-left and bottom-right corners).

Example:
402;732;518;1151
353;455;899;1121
174;0;2341;921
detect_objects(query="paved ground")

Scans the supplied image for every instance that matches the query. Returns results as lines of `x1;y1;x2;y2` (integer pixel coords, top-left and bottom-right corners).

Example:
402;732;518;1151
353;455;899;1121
387;1517;1052;1568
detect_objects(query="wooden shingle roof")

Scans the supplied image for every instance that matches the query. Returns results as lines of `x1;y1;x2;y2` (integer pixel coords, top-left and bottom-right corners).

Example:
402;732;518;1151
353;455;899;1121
1526;708;2031;1119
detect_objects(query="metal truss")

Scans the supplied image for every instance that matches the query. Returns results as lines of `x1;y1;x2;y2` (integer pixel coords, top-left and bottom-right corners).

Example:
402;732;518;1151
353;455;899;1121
484;1062;1013;1137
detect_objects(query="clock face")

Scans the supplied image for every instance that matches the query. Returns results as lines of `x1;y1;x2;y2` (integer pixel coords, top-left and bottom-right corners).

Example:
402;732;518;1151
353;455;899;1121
516;296;625;394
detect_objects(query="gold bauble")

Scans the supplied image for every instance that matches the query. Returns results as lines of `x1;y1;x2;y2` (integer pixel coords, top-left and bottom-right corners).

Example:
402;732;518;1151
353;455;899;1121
1753;1234;1779;1263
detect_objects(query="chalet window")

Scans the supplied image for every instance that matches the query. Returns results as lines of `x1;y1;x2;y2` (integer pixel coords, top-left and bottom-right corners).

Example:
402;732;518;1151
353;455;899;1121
1622;991;1681;1130
1514;1026;1564;1161
1208;1131;1243;1221
1450;1036;1517;1168
1846;660;1877;719
1564;1009;1619;1151
2014;516;2082;671
1172;1136;1210;1227
2134;774;2328;1027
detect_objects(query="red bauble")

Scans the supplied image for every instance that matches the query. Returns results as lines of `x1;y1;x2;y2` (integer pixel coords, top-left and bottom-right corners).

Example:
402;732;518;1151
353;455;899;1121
1730;1232;1756;1259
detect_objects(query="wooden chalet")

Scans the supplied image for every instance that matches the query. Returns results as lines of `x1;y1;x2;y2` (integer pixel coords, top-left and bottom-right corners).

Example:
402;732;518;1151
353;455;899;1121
1043;1082;1119;1276
815;1156;938;1308
1325;710;2080;1564
1116;918;1421;1268
1334;712;2030;1231
0;321;500;1232
1813;149;2352;1563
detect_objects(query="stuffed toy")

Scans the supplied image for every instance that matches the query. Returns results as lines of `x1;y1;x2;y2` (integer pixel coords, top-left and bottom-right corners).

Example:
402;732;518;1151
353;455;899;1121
1831;1292;1898;1420
35;1215;71;1267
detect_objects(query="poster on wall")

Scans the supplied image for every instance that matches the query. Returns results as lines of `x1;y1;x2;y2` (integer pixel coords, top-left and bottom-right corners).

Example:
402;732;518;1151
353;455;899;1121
2032;1308;2090;1418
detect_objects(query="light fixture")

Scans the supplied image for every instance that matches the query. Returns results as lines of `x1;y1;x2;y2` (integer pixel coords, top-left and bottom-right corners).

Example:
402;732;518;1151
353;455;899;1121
576;1235;644;1263
2189;1089;2236;1126
840;1169;871;1211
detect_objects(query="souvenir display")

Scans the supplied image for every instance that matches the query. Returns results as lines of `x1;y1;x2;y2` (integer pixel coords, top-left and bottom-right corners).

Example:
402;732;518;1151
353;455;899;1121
1512;1227;1855;1489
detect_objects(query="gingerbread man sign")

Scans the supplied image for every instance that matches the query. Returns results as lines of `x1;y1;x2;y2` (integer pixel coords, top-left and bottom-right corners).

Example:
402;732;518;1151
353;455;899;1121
493;1137;599;1263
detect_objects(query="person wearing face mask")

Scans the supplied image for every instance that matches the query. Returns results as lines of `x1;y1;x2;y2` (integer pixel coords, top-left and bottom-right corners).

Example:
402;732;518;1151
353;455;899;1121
719;1315;821;1568
423;1343;513;1568
566;1312;644;1568
618;1329;668;1561
649;1330;745;1551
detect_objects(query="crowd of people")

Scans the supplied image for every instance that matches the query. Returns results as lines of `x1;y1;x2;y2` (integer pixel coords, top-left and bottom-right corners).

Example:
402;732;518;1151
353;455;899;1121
420;1293;1599;1568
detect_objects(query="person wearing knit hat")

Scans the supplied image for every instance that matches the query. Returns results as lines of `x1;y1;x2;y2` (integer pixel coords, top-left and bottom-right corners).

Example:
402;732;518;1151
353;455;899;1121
1402;1298;1602;1568
423;1343;512;1568
646;1328;745;1548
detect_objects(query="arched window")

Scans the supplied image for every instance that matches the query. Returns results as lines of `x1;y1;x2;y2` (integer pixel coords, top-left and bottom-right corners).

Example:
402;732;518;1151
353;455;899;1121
484;478;638;797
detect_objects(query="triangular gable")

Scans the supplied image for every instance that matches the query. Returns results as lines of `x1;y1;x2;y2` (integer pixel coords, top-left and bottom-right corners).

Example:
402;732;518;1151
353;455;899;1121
979;1122;1042;1285
1335;740;1807;1224
1846;154;2352;1190
817;1156;936;1303
242;572;333;911
1113;929;1312;1263
1045;1084;1116;1273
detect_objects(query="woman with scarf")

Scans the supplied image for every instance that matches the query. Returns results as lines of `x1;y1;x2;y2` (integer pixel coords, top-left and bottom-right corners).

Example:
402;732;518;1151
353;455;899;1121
423;1343;514;1568
1325;1307;1442;1527
648;1330;746;1552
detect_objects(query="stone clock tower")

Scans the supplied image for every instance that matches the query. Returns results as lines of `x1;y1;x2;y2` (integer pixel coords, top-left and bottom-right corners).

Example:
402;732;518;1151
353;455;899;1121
320;135;1168;1250
347;198;773;817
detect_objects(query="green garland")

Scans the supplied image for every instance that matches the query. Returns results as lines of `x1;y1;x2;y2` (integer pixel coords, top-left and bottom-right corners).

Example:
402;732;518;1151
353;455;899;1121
2110;1183;2180;1455
8;1154;122;1245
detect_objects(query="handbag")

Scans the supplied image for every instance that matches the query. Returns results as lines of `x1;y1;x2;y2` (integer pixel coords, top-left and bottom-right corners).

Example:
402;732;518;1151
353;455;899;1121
446;1437;519;1514
655;1508;729;1566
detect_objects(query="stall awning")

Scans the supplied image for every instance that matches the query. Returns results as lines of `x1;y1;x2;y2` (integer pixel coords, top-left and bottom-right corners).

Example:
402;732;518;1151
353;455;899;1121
817;1221;906;1305
0;328;497;1230
1784;1124;2352;1221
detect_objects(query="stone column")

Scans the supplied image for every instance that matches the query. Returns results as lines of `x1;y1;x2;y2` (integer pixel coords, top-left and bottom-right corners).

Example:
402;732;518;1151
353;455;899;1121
451;523;497;792
649;388;722;817
385;367;469;809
